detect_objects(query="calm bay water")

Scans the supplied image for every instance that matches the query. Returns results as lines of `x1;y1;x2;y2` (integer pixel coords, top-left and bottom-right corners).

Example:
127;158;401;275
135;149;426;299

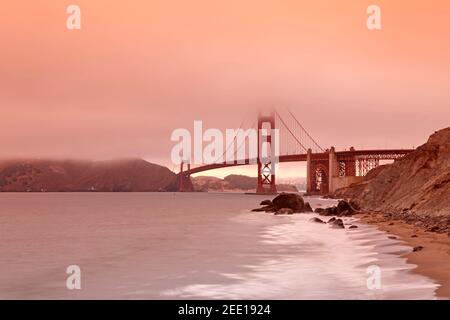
0;193;438;299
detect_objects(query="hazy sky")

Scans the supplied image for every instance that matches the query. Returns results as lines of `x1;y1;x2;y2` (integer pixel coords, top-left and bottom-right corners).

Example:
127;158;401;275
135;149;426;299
1;0;449;178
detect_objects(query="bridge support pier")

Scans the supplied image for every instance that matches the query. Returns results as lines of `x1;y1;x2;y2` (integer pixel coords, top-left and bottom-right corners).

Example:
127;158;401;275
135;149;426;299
328;147;339;194
177;162;194;192
306;149;312;194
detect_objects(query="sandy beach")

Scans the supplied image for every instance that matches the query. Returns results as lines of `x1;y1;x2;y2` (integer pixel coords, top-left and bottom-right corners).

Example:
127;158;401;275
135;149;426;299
358;212;450;299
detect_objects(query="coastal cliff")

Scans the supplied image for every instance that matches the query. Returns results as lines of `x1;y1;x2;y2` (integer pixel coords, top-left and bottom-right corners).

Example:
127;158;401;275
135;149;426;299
334;127;450;232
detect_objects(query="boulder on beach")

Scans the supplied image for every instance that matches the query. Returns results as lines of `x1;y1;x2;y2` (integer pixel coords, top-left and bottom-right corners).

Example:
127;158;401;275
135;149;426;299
252;193;314;214
272;193;305;212
329;218;345;229
316;200;356;217
252;204;275;213
303;202;313;212
310;217;326;224
336;200;355;215
319;207;335;216
260;200;272;206
275;208;294;215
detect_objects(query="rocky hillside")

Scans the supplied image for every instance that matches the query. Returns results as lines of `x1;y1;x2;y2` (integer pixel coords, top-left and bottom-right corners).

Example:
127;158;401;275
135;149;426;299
0;159;177;192
192;174;298;192
335;127;450;216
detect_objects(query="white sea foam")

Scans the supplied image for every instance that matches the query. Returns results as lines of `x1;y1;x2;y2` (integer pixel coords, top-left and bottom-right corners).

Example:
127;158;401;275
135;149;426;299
162;197;438;299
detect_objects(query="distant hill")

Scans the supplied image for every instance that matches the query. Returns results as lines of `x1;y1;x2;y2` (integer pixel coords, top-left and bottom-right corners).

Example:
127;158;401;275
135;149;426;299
192;174;298;192
224;174;257;190
0;159;177;192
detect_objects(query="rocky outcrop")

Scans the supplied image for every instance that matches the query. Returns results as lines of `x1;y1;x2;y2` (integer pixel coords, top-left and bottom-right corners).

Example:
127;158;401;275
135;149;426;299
272;193;305;212
251;194;353;230
275;208;294;215
314;200;356;217
252;193;312;214
310;217;326;224
329;218;345;229
303;202;313;212
379;211;450;235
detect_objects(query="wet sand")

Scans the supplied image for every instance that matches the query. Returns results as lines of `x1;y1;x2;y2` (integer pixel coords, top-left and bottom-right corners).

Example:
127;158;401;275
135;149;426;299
358;212;450;299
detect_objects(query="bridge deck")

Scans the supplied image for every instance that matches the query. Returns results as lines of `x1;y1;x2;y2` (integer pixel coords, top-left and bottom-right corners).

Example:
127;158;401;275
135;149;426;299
180;149;414;175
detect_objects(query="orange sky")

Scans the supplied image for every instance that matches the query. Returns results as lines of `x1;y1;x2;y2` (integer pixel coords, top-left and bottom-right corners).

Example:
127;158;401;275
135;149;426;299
0;0;449;178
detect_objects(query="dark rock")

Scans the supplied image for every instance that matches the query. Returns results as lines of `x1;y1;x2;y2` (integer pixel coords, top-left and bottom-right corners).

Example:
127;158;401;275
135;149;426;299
275;208;294;215
260;200;272;206
262;205;276;213
349;225;358;229
429;226;440;232
310;217;326;224
335;200;355;216
314;208;325;214
388;236;397;240
413;246;424;252
339;210;351;216
349;199;361;211
253;204;276;212
411;235;418;238
272;193;305;212
319;207;336;216
303;202;313;212
388;222;395;226
330;218;345;229
327;217;336;223
316;200;356;217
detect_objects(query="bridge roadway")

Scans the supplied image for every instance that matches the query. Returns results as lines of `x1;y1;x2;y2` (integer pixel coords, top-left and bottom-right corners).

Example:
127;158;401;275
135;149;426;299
181;149;414;176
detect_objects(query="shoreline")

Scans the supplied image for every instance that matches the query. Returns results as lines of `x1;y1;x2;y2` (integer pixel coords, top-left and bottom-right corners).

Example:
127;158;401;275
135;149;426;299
357;212;450;299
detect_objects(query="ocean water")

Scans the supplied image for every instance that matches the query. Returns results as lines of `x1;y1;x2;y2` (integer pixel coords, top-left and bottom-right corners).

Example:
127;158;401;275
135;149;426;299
0;193;439;299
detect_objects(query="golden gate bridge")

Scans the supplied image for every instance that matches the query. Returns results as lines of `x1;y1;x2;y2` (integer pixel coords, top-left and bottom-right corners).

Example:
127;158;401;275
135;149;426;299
177;109;413;195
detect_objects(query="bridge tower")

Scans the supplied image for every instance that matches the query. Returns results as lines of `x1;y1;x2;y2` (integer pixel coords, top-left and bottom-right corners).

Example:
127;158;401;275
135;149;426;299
256;111;277;194
178;162;194;192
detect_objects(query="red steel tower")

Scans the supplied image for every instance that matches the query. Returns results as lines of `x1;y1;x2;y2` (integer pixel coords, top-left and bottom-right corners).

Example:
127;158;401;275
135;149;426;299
256;111;277;194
